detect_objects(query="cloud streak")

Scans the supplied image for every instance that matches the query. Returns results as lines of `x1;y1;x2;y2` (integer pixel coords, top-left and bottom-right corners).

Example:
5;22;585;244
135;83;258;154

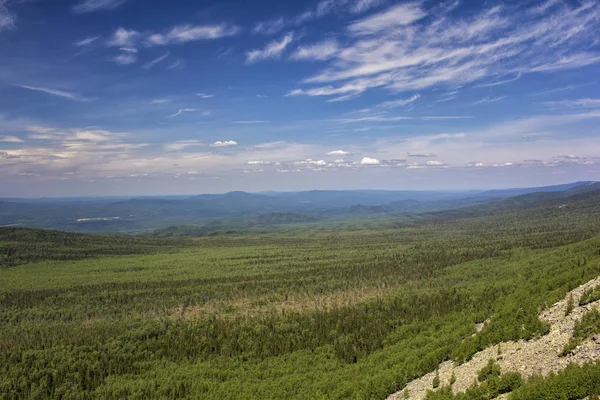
146;23;240;46
291;39;339;61
169;108;201;117
73;0;127;13
252;0;387;36
475;73;522;88
15;85;92;102
74;36;101;47
143;52;170;69
246;32;294;63
543;98;600;109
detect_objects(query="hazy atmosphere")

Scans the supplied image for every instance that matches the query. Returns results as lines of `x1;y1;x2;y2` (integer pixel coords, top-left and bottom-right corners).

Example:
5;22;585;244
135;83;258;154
1;0;599;196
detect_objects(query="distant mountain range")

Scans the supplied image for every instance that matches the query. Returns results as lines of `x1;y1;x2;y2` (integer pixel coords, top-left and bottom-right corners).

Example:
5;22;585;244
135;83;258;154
0;181;597;234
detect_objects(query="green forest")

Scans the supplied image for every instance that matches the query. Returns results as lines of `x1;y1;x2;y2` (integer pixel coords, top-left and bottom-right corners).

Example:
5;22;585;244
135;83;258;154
3;188;600;399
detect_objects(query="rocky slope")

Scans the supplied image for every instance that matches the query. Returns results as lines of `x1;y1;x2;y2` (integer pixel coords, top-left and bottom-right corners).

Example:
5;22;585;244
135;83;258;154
387;276;600;399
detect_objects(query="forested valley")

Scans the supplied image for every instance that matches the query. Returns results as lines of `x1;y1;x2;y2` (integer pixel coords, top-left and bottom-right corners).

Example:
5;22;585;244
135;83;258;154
3;185;600;399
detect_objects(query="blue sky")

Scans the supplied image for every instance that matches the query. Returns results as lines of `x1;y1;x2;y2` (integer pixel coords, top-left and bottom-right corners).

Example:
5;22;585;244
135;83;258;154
1;0;600;196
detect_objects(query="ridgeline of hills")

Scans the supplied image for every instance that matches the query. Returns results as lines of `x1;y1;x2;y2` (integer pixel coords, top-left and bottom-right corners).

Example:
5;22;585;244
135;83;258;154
0;181;597;234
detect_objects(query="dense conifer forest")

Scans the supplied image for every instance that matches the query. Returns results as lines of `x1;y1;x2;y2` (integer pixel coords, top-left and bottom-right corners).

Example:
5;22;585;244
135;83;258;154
2;188;600;399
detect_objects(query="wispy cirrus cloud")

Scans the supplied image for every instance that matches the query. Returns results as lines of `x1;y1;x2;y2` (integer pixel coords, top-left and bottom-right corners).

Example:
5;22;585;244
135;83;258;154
1;135;23;143
143;52;170;69
288;1;600;101
374;94;420;109
474;96;507;105
73;0;127;14
163;140;203;151
169;108;202;118
475;73;522;88
246;32;294;63
334;114;413;123
149;98;172;105
146;23;240;46
290;39;339;61
14;85;92;102
253;17;287;36
350;0;387;14
253;0;386;36
542;98;600;109
74;36;101;47
347;2;426;35
0;0;16;31
112;52;137;65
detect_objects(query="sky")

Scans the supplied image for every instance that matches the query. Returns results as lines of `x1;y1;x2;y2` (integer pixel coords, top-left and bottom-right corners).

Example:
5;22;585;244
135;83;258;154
1;0;600;197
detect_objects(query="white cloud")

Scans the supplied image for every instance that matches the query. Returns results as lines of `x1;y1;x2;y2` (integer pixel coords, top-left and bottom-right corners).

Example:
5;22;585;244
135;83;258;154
474;96;507;105
71;129;114;142
375;94;420;109
168;60;184;70
475;73;521;88
232;120;267;124
197;93;215;98
326;150;349;156
287;72;396;98
14;85;92;102
210;140;238;147
291;40;339;61
73;0;127;13
146;23;240;46
149;98;172;104
170;108;201;117
246;32;294;63
296;158;327;166
360;157;380;165
107;27;139;47
543;98;600;109
335;115;413;123
247;160;271;165
289;1;600;101
407;153;435;158
350;0;386;14
1;135;23;143
467;162;486;167
74;36;100;47
163;140;203;151
0;0;16;31
112;52;137;65
143;52;170;69
27;126;57;134
425;160;445;166
120;47;137;53
253;17;287;35
252;0;378;36
527;54;600;73
347;2;426;36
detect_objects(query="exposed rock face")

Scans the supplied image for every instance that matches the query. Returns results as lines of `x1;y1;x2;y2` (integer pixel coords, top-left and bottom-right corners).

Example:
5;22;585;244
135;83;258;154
387;276;600;400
